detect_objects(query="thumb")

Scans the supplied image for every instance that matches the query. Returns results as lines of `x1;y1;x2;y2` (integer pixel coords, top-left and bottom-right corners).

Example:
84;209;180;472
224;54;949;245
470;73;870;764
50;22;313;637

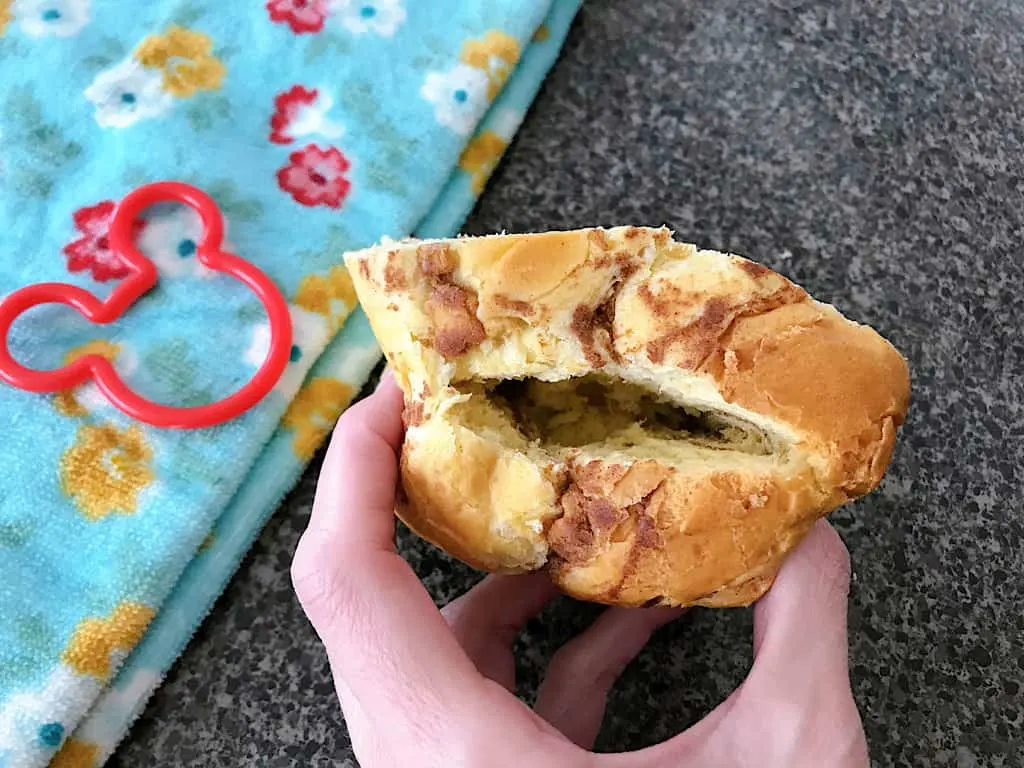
738;520;868;767
291;375;484;724
750;519;853;692
603;521;866;768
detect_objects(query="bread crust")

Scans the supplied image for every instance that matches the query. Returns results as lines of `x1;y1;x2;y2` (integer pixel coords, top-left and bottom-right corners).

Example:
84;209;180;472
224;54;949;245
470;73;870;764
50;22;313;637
345;227;910;607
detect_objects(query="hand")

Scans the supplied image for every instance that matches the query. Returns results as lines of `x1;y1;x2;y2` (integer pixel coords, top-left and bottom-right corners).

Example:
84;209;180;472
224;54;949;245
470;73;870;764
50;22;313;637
292;376;870;767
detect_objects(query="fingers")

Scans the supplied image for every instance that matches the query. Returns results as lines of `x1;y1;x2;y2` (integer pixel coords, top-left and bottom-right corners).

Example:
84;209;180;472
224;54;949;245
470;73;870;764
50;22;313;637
306;373;404;550
603;522;863;768
741;520;868;766
534;605;684;749
291;375;485;732
750;520;853;692
442;572;561;691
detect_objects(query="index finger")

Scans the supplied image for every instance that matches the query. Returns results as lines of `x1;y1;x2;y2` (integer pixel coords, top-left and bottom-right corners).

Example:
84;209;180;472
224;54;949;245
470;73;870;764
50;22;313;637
291;375;486;723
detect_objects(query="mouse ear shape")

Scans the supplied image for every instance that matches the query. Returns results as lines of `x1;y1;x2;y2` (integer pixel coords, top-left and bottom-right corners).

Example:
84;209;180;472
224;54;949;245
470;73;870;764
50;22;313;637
0;182;293;430
343;228;910;607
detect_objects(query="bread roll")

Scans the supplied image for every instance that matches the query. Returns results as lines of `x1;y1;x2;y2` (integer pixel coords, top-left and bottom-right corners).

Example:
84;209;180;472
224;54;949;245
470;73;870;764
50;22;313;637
343;227;910;608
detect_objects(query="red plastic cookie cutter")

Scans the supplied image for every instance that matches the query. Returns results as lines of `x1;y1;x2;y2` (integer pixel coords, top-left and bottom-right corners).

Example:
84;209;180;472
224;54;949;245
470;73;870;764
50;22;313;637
0;181;293;429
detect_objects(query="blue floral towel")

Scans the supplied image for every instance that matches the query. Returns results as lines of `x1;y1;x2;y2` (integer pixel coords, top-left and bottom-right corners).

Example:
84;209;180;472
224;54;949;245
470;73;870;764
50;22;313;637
0;1;581;765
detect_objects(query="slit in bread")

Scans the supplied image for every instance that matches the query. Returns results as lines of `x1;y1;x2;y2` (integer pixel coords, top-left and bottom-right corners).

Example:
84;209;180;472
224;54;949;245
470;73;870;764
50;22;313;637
344;227;910;608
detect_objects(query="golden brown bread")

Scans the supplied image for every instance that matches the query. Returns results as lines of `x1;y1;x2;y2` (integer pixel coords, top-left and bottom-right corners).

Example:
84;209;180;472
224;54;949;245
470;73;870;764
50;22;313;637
343;227;910;607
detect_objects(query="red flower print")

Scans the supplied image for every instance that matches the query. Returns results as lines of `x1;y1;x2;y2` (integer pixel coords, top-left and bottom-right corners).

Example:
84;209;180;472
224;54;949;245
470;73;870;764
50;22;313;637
270;86;318;144
277;144;352;209
266;0;329;34
63;201;146;283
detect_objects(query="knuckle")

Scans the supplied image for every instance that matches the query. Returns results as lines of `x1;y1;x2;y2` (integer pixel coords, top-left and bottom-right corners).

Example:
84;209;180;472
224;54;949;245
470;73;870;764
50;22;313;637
816;523;853;597
546;642;580;680
547;639;599;687
772;701;868;768
439;593;470;626
440;593;481;644
291;531;356;626
439;579;507;641
290;533;324;605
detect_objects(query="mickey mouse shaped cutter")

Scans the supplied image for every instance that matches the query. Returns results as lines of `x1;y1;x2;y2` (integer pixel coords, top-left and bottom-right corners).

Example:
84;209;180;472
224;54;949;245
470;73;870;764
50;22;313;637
0;182;293;429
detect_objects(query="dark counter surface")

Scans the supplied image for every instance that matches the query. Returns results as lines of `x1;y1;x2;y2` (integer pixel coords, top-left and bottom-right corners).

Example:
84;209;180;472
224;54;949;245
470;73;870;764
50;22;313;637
112;1;1024;765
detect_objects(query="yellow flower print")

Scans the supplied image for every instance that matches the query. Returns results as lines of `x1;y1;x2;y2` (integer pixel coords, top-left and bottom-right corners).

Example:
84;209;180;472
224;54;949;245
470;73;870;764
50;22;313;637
61;601;154;680
135;26;225;98
283;377;355;460
532;24;550;43
460;31;521;100
60;424;155;522
295;265;358;332
198;530;215;552
51;738;100;768
52;340;121;418
0;0;12;36
459;130;508;195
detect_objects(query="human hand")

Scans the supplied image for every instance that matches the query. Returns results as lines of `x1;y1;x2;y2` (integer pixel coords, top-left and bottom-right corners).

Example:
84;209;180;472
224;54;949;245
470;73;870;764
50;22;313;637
292;376;870;767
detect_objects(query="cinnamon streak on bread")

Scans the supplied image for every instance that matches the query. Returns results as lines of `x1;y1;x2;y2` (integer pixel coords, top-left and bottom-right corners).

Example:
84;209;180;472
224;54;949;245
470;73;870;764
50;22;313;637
344;227;910;608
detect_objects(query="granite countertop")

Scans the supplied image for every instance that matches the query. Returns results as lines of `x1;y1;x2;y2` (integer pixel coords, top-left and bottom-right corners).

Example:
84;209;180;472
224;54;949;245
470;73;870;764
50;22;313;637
111;1;1023;766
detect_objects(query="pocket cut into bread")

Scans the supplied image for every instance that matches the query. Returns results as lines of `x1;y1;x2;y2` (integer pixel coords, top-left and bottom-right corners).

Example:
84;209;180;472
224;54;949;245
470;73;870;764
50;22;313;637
343;227;910;608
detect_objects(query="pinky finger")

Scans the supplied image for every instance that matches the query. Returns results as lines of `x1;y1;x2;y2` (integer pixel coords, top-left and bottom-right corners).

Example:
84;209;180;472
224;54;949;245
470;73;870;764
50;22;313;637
534;606;683;749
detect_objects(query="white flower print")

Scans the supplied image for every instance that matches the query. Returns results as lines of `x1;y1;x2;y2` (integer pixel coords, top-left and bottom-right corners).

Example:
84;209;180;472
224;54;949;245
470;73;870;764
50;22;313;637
270;86;345;145
332;0;405;37
245;306;330;400
136;207;219;280
68;668;161;763
420;64;490;136
489;106;525;142
288;91;344;142
14;0;90;38
0;664;102;766
83;59;172;129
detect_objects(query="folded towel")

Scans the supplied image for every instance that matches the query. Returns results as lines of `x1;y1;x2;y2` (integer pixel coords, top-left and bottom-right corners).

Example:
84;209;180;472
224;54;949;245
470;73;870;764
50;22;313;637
0;2;581;766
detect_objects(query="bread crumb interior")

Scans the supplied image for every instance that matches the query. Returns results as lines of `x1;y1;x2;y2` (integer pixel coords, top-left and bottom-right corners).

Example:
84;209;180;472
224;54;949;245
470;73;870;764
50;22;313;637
451;374;775;465
438;374;795;566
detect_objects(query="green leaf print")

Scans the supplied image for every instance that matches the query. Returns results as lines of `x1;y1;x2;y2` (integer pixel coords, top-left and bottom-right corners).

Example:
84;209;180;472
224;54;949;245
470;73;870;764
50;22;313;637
205;178;238;205
338;81;418;197
0;35;26;60
185;95;231;133
170;3;205;27
141;339;216;408
424;34;452;57
0;520;35;548
16;614;56;651
5;86;85;198
365;161;409;197
304;32;352;65
340;81;378;121
227;200;264;222
81;36;127;70
185;101;214;132
167;443;227;487
7;85;43;127
27;124;82;164
211;95;231;118
11;167;53;198
81;53;114;68
0;614;61;689
303;35;330;65
296;224;355;272
236;302;268;324
207;179;264;222
121;164;154;188
411;54;446;71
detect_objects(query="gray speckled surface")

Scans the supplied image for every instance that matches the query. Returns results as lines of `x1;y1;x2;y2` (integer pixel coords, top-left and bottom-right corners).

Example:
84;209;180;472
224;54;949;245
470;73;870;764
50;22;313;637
111;1;1024;766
